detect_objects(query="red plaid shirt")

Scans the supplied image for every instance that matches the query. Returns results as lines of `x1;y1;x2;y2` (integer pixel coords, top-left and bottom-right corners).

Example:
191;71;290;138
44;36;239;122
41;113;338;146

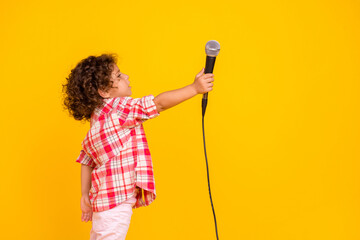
76;95;160;212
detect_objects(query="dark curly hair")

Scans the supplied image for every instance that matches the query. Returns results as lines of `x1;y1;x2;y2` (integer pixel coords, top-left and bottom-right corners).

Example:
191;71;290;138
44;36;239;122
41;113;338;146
62;53;118;122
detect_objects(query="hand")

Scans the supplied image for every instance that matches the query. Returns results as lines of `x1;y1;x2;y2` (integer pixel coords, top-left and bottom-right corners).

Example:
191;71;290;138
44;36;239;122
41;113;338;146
192;68;215;94
80;195;93;222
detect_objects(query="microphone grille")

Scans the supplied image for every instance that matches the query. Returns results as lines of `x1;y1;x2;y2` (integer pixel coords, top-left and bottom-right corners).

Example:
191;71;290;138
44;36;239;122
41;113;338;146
205;40;220;56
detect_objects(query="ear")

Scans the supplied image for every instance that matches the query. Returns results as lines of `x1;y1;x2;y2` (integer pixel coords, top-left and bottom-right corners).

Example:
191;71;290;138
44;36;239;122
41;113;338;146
98;88;110;98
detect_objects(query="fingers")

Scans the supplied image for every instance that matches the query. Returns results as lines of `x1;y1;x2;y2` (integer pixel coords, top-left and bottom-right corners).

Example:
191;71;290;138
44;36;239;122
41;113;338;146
201;73;214;84
81;200;92;222
196;68;205;77
196;68;214;78
203;73;214;78
201;77;214;91
198;73;214;80
81;211;93;222
207;81;214;91
194;69;215;94
202;77;214;86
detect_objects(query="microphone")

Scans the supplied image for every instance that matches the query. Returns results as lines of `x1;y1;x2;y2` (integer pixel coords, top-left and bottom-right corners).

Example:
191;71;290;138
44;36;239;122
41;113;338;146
201;40;221;239
202;40;220;116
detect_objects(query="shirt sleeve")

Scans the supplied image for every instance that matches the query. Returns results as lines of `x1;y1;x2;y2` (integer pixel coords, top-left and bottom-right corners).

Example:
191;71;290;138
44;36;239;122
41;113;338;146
75;149;96;168
116;94;160;128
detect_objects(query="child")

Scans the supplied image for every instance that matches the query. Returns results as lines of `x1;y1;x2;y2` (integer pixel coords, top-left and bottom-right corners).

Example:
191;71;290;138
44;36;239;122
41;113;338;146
62;53;215;240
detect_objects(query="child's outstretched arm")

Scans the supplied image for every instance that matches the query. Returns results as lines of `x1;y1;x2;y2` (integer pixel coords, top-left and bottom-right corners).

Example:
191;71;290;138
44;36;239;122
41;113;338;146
153;68;214;112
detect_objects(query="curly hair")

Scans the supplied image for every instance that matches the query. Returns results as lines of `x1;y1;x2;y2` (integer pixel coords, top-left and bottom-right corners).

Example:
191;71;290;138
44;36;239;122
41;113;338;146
62;53;118;122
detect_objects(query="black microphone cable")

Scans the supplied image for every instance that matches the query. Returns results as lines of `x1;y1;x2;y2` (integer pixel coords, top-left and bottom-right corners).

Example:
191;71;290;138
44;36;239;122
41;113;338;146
201;39;220;240
202;98;219;240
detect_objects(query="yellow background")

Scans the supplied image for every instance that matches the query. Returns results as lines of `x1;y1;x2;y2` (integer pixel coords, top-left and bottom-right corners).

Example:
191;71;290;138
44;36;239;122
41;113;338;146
1;0;359;239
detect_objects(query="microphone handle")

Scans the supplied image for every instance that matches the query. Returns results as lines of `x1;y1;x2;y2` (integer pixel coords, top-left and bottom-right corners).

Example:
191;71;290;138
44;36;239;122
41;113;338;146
203;56;216;100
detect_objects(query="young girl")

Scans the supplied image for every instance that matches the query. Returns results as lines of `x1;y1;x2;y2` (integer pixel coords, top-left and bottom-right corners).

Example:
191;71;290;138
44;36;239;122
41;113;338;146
62;53;215;240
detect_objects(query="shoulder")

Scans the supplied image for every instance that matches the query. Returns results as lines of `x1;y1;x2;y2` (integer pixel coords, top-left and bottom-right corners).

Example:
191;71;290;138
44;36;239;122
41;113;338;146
114;95;155;108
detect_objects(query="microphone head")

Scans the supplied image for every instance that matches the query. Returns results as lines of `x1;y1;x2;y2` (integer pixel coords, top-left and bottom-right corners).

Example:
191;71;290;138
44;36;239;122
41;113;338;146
205;40;220;57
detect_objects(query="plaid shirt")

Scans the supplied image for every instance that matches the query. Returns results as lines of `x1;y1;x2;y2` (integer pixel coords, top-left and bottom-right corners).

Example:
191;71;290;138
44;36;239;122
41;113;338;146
76;95;160;212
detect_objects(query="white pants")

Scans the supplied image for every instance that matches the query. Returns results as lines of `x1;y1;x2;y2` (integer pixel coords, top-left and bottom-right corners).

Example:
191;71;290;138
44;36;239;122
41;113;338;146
89;195;137;240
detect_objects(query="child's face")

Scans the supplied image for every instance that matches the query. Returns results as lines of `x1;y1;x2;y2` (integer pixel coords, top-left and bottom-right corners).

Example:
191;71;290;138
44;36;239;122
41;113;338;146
98;64;132;98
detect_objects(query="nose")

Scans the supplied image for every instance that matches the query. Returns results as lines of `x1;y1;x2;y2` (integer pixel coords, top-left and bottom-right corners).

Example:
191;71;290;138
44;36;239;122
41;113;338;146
123;74;130;85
